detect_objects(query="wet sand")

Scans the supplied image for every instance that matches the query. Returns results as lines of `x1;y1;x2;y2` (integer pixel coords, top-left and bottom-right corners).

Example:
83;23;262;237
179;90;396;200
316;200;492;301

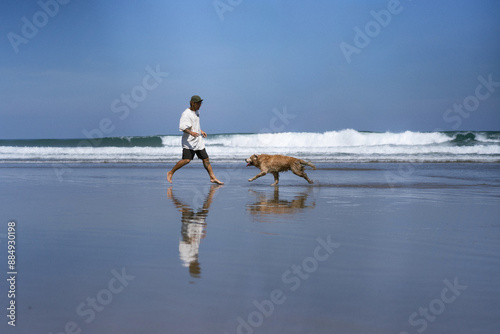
1;163;499;333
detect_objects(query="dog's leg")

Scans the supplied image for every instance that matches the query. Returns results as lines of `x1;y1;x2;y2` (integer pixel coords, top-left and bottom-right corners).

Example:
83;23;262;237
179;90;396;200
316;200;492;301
292;163;314;184
292;169;314;184
301;172;314;184
248;171;267;182
271;172;279;186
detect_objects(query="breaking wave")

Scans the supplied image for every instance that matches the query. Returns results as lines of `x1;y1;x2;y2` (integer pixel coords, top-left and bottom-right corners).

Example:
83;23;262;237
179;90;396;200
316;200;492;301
1;130;499;163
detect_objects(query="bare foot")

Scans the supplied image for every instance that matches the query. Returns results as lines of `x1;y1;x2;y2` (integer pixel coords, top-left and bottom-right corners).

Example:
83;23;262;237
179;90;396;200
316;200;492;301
210;178;224;185
167;171;173;183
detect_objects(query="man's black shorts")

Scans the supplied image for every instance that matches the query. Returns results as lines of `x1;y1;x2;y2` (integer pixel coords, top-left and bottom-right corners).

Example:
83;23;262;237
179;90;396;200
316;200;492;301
182;148;209;160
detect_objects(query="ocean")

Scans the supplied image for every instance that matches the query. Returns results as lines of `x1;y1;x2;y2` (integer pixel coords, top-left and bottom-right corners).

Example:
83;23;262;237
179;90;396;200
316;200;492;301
1;129;499;164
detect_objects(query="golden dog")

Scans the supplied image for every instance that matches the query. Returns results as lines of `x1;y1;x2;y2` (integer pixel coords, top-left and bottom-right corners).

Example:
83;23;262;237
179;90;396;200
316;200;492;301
245;154;316;185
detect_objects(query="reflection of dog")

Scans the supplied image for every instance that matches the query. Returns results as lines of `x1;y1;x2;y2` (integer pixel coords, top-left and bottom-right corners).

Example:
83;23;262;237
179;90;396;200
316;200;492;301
247;188;316;221
245;154;316;185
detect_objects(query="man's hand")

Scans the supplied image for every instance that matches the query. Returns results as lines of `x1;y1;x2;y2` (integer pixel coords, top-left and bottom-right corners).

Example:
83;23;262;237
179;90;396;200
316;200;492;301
185;129;206;138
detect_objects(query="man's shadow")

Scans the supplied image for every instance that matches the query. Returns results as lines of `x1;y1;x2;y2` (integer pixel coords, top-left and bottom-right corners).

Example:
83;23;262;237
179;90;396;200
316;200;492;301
246;186;316;223
167;184;222;278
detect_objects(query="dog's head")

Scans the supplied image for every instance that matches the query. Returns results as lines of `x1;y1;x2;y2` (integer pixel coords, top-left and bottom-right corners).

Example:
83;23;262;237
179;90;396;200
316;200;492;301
245;154;259;167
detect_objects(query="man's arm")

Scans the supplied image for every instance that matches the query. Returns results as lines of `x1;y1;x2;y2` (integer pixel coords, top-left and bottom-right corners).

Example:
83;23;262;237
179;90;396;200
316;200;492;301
183;128;200;137
179;111;204;137
179;111;197;136
180;115;199;137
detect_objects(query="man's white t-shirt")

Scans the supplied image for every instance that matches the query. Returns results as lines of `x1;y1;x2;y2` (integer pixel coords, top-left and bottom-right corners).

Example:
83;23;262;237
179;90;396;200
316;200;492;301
179;108;205;150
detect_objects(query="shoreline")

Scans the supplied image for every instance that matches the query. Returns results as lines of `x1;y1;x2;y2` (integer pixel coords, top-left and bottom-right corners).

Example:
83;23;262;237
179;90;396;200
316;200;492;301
1;160;500;167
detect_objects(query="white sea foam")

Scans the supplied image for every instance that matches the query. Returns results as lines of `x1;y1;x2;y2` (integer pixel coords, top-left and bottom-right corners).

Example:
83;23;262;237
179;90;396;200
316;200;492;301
1;130;499;163
202;130;452;148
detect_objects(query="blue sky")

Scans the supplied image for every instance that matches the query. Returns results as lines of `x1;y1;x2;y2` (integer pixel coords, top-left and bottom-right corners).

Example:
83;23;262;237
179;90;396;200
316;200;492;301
1;0;499;139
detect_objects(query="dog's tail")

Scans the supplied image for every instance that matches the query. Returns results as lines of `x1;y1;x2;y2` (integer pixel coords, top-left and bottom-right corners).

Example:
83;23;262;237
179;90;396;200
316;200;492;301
299;160;316;170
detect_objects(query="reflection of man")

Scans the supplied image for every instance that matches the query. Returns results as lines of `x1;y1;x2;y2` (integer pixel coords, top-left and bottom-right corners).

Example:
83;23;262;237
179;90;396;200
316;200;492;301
167;185;222;278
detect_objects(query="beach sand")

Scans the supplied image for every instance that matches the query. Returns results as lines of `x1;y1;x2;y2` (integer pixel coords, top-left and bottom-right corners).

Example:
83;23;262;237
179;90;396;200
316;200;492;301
1;163;499;333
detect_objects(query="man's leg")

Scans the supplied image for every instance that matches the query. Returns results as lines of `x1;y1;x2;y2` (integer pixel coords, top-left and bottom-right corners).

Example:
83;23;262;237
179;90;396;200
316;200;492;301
202;158;224;185
167;159;191;183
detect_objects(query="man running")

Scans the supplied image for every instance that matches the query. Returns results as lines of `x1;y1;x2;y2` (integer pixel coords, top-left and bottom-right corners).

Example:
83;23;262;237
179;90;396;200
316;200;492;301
167;95;224;185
